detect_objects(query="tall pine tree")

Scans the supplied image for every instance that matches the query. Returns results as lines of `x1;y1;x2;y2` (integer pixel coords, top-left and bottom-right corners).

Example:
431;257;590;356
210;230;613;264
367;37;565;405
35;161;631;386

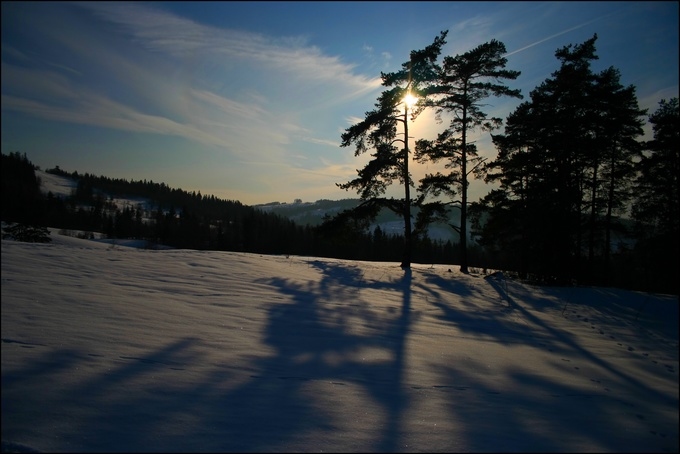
479;35;645;283
631;98;679;294
585;67;646;282
414;39;521;274
332;31;448;268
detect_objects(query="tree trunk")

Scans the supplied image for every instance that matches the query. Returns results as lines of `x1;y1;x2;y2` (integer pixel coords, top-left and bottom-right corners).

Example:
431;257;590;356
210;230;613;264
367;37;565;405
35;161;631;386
604;154;616;285
460;93;469;274
401;103;412;269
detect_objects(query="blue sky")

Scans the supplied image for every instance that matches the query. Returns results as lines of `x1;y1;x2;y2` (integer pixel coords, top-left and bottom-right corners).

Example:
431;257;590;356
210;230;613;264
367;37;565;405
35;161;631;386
2;1;678;206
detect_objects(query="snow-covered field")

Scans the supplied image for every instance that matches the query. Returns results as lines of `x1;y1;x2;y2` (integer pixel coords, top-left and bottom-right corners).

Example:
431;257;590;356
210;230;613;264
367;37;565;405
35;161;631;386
1;231;678;452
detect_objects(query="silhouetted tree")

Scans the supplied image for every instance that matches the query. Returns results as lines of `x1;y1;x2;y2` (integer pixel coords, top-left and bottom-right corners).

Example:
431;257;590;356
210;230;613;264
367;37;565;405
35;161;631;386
334;31;448;268
1;151;43;224
633;98;680;238
415;39;522;274
478;34;646;284
479;36;599;281
585;67;646;282
631;98;679;294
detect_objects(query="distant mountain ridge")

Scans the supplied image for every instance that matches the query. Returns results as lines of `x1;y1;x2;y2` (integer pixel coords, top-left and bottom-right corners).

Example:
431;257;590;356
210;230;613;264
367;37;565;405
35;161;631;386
36;164;458;244
254;199;461;243
37;164;459;243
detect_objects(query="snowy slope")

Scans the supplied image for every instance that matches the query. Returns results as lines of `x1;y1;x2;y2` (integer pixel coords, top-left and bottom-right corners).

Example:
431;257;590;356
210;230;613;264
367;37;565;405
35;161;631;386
36;170;157;221
1;233;678;452
37;170;78;198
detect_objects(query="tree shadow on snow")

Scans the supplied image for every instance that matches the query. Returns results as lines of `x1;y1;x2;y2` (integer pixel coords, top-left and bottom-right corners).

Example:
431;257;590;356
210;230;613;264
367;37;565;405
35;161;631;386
1;261;419;452
3;263;676;452
213;261;416;452
427;273;678;453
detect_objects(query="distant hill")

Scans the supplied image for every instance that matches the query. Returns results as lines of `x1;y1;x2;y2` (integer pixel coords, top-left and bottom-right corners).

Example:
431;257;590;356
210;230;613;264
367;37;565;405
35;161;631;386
254;199;461;243
38;167;460;243
254;199;359;226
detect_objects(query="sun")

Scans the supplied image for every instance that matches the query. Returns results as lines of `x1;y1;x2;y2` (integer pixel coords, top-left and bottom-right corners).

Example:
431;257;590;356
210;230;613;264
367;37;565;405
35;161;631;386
403;92;418;108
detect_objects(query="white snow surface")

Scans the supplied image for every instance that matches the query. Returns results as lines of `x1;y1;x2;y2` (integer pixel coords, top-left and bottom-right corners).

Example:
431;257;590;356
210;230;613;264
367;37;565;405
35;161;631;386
1;231;678;453
37;170;156;219
37;171;78;198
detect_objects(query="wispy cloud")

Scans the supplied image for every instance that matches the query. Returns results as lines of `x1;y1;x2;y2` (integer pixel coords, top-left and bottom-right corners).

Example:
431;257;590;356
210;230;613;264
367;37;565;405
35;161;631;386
300;136;340;148
189;89;269;122
361;41;393;72
1;43;32;64
1;62;80;102
1;91;230;150
77;2;377;90
1;1;381;168
444;14;497;56
1;59;292;160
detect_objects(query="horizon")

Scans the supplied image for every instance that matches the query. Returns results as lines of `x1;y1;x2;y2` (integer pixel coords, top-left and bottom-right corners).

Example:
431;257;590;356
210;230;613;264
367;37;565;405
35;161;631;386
31;163;366;207
2;1;678;206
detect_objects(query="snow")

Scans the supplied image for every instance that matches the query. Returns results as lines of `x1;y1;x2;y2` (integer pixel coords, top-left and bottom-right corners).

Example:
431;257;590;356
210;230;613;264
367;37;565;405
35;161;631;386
1;231;678;453
37;170;157;220
37;170;78;198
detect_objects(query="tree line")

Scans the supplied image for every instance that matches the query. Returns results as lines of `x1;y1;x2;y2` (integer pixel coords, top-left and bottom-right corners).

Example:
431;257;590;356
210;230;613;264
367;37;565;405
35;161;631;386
329;31;678;294
0;151;460;264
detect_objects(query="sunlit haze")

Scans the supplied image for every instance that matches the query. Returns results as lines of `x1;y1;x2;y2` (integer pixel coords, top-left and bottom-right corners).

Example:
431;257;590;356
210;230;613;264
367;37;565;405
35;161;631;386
1;1;678;205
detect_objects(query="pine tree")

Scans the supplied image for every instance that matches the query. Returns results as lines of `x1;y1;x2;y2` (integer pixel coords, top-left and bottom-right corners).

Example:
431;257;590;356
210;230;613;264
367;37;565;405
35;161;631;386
415;39;522;274
479;35;645;283
333;31;448;268
633;98;680;237
586;67;646;281
631;98;679;293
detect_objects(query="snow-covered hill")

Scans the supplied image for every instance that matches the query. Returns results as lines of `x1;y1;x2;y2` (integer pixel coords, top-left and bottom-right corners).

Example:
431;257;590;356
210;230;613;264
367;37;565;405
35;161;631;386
2;233;677;452
37;170;460;242
37;170;166;228
37;169;78;198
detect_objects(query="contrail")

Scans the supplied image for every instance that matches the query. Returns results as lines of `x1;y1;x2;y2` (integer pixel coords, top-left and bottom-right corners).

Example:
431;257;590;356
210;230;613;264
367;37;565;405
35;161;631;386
503;10;619;58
